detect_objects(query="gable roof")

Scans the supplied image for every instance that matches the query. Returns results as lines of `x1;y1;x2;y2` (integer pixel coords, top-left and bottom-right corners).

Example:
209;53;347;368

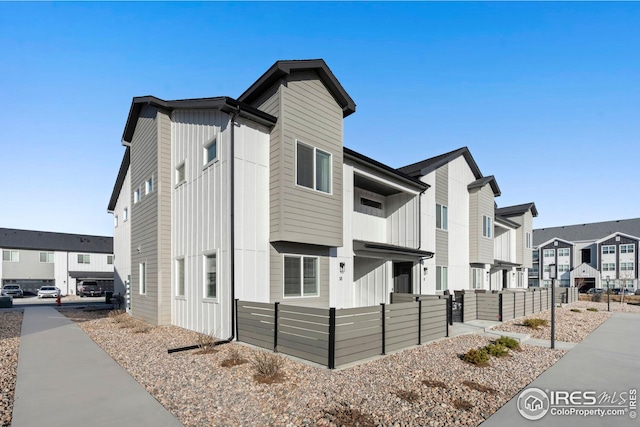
397;147;483;180
122;96;277;144
533;218;640;246
107;147;130;212
0;228;113;254
238;59;356;118
594;232;640;245
344;147;429;192
495;202;538;218
495;215;521;229
536;237;575;249
468;175;501;197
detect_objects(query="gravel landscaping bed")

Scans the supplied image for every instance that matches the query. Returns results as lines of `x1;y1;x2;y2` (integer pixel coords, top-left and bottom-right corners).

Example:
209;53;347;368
62;309;566;427
0;311;22;427
493;301;640;342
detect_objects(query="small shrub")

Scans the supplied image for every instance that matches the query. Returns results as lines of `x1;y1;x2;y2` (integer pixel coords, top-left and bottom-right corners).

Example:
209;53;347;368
421;379;448;389
570;308;582;313
323;404;377;427
485;343;509;358
462;380;497;394
131;320;153;333
522;318;548;329
495;336;520;350
195;331;219;354
108;309;124;319
395;389;420;403
453;399;474;411
461;347;489;366
587;307;598;312
251;351;285;384
592;293;603;302
220;346;247;368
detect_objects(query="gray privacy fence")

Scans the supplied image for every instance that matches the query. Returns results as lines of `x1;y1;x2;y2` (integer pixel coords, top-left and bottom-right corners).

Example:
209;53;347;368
456;287;579;322
236;298;448;369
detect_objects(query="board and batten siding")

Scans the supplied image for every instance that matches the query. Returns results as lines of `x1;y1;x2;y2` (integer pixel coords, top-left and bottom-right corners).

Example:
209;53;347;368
267;70;344;247
353;257;389;307
270;242;330;308
130;104;161;326
171;109;232;337
509;210;534;268
447;156;474;291
387;193;419;248
469;184;494;265
435;165;449;266
113;169;131;298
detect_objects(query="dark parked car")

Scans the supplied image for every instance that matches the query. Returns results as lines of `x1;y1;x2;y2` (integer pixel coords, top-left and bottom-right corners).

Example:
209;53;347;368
77;281;101;297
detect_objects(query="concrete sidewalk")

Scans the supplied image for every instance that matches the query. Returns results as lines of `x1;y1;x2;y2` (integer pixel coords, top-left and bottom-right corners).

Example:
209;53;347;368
480;312;640;427
12;306;183;427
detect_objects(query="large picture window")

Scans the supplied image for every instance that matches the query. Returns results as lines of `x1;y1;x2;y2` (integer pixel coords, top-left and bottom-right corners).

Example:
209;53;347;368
284;255;318;297
296;141;331;194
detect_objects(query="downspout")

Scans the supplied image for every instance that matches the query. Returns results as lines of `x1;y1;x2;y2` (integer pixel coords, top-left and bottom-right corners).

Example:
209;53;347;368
225;107;239;343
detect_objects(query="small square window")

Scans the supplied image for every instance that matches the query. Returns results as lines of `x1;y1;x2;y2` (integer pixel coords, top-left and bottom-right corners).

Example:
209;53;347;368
77;254;90;264
205;139;217;165
133;189;140;204
295;141;331;194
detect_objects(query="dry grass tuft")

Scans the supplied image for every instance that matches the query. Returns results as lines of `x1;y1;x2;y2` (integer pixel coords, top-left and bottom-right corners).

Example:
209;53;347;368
421;379;448;389
452;398;474;411
394;389;420;403
323;403;378;427
462;380;498;395
195;331;219;354
220;346;248;368
251;351;285;384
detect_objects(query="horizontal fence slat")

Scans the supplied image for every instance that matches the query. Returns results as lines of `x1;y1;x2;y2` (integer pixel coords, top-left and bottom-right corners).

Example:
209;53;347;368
278;346;327;366
336;312;381;325
278;317;329;333
335;319;381;333
335;306;382;316
277;310;330;325
278;324;328;341
278;304;330;317
277;335;328;353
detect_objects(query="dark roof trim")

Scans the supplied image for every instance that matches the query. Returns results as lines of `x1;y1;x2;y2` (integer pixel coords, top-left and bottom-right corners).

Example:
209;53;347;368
356;240;434;259
0;228;113;254
495;215;521;229
398;147;483;180
496;202;539;218
468;175;501;197
122;96;277;143
344;147;429;192
69;271;114;279
238;59;356;118
107;147;130;212
494;260;521;268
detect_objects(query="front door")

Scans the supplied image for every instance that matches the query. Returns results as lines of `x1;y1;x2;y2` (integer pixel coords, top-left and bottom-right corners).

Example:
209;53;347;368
502;270;509;289
393;262;413;294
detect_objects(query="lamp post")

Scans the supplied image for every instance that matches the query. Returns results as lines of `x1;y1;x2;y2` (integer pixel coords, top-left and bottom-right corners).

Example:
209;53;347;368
549;263;556;349
606;275;610;312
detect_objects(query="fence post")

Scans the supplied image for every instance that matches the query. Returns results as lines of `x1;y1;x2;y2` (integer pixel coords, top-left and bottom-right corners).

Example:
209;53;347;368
499;293;503;321
448;294;453;326
460;293;465;323
235;299;239;342
417;299;422;345
381;303;386;355
523;292;527;316
328;307;336;369
445;298;449;337
274;302;279;351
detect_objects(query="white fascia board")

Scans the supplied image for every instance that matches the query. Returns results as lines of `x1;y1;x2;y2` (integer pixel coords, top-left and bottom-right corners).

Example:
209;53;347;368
352;168;420;196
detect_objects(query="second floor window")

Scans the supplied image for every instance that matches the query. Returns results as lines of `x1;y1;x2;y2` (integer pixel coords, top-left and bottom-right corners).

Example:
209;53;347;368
602;263;615;271
621;244;635;254
77;254;90;264
602;245;616;255
558;264;570;272
543;249;555;258
526;232;532;249
107;255;114;265
40;252;54;263
436;204;448;230
482;215;492;238
558;248;570;257
621;262;634;271
296;141;331;194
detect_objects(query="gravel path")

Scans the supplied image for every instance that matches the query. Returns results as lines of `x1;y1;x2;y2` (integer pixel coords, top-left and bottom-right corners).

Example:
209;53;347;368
0;311;22;427
63;309;567;427
493;301;640;343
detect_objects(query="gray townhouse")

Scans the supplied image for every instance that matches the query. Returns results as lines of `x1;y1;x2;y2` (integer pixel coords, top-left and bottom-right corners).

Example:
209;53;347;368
0;228;114;295
108;59;537;337
530;218;640;291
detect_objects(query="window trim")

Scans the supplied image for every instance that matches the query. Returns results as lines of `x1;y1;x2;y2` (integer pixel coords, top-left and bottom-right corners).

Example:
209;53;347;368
175;161;186;187
139;262;147;295
543;249;555;258
203;138;218;169
558;248;570;257
123;207;129;222
294;140;332;195
602;245;616;255
436;204;448;231
526;232;532;249
471;268;483;289
145;177;153;195
39;252;54;263
107;255;114;265
77;254;91;264
133;188;141;204
203;250;218;302
114;215;119;228
621;244;635;254
283;254;320;298
482;215;492;239
175;257;185;298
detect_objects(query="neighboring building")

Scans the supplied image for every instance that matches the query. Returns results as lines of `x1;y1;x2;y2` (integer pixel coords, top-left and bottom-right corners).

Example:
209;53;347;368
0;228;114;295
108;59;537;336
530;218;640;291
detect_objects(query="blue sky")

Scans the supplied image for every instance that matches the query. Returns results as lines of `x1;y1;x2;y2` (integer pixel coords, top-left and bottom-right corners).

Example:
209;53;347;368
0;2;638;236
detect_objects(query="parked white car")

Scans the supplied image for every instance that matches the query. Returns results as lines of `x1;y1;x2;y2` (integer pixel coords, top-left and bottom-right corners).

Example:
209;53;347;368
37;286;60;298
1;284;23;298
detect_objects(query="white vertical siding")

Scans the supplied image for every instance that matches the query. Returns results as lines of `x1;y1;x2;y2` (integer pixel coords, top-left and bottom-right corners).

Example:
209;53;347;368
354;257;389;307
53;252;69;294
334;164;355;309
447;156;474;291
420;172;437;293
68;252;114;272
113;169;131;298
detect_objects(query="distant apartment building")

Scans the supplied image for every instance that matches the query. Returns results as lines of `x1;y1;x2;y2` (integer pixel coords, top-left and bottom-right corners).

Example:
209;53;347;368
108;59;537;336
0;228;114;295
530;218;640;291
